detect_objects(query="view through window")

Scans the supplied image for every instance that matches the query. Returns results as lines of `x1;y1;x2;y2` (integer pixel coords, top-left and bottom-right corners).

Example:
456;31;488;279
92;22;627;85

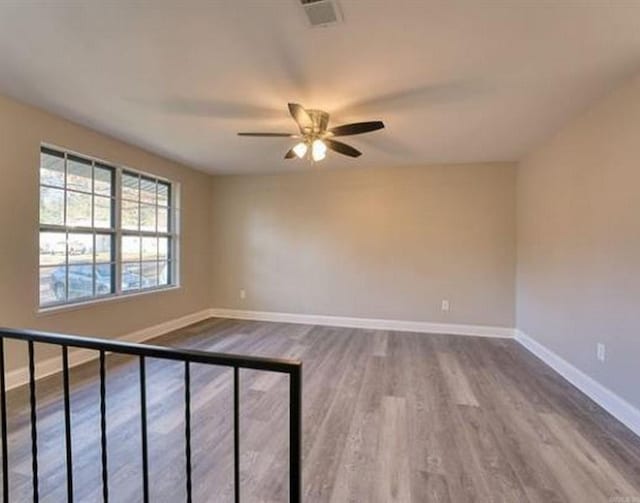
39;146;178;308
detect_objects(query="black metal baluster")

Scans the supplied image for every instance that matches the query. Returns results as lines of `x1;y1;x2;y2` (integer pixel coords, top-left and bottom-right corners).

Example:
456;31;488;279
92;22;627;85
0;339;9;501
62;346;73;502
234;366;240;503
28;340;39;502
0;328;303;503
99;350;109;503
139;356;149;503
184;362;192;503
290;366;302;503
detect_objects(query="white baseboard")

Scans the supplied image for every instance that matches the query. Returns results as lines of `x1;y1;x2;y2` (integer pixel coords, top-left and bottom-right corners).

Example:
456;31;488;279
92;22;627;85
5;307;512;390
5;309;212;390
7;307;637;438
209;308;516;338
515;329;640;438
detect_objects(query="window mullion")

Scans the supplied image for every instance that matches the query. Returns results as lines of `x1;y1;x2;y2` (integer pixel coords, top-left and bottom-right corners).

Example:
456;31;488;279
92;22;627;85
138;174;142;291
92;160;96;297
115;167;123;296
64;153;69;302
93;233;97;296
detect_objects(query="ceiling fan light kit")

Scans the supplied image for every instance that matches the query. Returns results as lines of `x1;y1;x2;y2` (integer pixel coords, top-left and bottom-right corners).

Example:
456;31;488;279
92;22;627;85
292;142;308;158
311;139;327;161
238;103;384;163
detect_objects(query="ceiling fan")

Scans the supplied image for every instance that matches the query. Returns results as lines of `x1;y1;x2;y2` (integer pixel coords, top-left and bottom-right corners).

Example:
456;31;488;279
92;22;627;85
238;103;385;162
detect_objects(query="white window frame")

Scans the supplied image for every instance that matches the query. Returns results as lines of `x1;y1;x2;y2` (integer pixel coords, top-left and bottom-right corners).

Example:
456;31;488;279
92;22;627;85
38;144;180;312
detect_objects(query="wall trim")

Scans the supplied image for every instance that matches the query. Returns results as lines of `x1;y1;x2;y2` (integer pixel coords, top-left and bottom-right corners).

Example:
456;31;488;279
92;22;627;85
5;309;212;390
209;308;516;338
515;329;640;438
8;307;638;438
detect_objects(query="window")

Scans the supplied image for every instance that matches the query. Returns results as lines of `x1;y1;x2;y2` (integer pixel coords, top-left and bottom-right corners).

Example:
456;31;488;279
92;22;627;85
120;171;174;292
39;146;178;308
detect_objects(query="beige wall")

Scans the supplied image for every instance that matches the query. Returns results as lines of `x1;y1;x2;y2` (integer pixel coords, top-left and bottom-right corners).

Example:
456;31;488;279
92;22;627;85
3;62;636;416
1;92;516;377
0;94;212;371
517;74;640;410
210;163;516;327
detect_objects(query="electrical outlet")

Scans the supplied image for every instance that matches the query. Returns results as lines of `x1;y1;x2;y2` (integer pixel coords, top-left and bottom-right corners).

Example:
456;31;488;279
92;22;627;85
597;343;606;362
240;289;246;300
441;300;450;312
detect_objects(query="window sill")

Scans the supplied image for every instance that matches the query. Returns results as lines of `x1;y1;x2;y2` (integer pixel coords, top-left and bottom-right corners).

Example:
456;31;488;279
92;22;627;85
36;285;181;317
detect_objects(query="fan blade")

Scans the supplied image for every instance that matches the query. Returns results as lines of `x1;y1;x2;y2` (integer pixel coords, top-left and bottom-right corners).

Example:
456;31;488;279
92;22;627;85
325;139;362;158
328;121;385;137
238;132;297;137
288;103;314;132
284;147;297;159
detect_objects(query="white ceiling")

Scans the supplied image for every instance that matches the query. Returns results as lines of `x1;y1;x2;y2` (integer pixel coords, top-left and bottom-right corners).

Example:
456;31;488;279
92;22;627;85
1;0;640;174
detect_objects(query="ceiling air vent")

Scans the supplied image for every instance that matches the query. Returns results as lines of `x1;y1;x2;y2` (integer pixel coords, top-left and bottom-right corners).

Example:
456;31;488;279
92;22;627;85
300;0;342;27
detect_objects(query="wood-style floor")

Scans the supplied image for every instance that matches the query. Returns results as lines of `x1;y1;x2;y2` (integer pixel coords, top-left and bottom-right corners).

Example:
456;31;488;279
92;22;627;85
2;318;640;502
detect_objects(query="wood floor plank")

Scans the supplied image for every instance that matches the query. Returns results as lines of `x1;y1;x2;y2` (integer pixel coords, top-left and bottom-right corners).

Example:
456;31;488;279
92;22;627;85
328;356;384;503
437;351;480;407
539;412;640;500
377;396;411;502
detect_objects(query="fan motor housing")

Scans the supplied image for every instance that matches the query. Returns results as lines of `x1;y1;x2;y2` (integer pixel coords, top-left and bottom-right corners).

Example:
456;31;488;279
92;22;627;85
307;109;330;134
